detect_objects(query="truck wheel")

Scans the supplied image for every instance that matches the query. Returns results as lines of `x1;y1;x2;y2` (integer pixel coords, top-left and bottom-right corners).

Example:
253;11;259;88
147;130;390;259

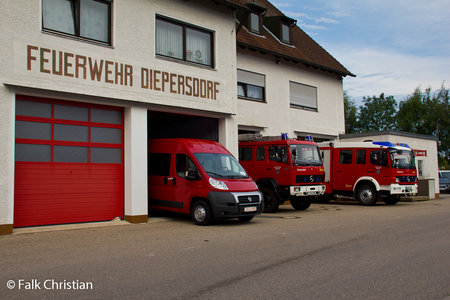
191;200;213;225
262;187;279;213
238;216;254;222
383;195;400;205
290;198;312;210
356;184;377;206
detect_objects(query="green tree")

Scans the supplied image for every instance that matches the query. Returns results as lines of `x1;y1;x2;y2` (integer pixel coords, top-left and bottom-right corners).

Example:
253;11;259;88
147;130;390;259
358;93;398;132
344;90;358;133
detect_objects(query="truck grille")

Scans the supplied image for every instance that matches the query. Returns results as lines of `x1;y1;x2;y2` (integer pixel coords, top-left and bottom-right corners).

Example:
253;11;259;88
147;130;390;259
296;175;324;184
396;176;417;183
237;195;260;204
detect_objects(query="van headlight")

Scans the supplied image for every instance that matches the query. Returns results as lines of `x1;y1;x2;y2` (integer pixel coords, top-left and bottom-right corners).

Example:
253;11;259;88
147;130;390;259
209;177;229;190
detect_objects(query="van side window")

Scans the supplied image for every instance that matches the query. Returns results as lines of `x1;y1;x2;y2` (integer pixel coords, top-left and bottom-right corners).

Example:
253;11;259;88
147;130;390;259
239;147;252;161
256;147;265;161
356;150;366;164
176;154;197;178
269;146;288;164
370;150;388;167
339;150;353;164
149;153;171;176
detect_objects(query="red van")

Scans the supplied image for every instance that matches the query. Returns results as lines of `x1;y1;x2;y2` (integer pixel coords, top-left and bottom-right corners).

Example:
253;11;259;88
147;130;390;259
148;138;263;225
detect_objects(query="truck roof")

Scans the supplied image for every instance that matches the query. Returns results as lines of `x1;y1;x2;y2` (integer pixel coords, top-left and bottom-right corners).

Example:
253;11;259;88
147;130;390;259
317;141;412;151
239;139;318;146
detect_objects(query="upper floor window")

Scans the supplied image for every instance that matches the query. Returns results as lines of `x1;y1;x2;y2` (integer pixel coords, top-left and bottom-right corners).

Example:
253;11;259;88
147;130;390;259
156;17;213;67
42;0;112;45
237;69;265;101
281;23;290;43
289;81;318;111
250;12;261;34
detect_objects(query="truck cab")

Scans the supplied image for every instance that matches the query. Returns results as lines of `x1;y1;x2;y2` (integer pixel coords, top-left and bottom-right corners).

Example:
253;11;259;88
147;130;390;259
319;141;418;205
239;138;325;212
148;139;263;225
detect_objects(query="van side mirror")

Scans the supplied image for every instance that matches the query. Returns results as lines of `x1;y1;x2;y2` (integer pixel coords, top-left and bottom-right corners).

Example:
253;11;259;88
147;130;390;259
186;168;200;180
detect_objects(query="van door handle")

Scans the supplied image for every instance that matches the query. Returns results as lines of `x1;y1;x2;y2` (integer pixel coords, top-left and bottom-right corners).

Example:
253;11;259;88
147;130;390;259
164;177;176;185
266;168;271;170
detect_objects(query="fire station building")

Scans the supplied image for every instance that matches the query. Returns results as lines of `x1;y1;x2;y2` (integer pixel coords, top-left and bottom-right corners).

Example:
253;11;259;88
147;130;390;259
0;0;352;234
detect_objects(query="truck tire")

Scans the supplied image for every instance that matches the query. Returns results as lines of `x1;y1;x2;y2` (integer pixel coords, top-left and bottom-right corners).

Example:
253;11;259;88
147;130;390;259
383;195;400;205
238;216;254;222
191;200;213;225
290;197;312;210
262;187;279;213
356;184;377;206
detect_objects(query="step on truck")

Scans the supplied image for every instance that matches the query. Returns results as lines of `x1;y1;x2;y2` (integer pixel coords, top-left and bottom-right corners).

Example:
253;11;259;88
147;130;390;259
148;138;263;225
239;136;326;212
318;141;418;205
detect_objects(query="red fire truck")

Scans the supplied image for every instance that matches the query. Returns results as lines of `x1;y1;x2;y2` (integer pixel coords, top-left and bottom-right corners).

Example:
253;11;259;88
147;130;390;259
318;141;418;205
239;136;326;212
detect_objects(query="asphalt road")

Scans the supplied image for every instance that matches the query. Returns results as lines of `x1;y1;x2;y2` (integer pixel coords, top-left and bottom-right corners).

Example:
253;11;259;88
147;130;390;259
1;195;450;300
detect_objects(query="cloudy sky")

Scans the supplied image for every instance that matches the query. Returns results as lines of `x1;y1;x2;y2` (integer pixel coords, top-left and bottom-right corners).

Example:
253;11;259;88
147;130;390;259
273;0;450;101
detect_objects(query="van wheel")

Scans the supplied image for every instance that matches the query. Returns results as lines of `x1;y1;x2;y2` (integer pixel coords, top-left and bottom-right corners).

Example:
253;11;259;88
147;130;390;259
356;184;377;206
191;200;213;225
262;187;279;213
384;195;400;205
238;216;254;222
290;198;312;210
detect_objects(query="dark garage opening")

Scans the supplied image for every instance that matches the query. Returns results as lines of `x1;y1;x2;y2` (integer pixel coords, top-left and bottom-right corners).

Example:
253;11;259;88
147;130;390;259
148;111;218;141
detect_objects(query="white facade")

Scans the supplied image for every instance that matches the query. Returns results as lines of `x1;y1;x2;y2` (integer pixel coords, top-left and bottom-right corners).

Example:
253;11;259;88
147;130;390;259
236;49;345;139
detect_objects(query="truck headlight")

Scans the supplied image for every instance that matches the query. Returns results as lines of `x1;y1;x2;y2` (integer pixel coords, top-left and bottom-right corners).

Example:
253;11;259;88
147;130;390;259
209;177;229;190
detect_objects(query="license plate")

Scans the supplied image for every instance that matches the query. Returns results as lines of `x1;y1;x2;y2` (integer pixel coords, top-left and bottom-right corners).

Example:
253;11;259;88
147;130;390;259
244;206;257;212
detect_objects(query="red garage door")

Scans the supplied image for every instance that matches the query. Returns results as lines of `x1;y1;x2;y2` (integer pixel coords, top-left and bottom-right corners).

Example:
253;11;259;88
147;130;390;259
14;95;124;227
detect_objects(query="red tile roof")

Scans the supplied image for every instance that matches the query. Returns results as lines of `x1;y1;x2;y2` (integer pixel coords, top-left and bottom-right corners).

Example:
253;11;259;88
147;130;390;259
221;0;354;77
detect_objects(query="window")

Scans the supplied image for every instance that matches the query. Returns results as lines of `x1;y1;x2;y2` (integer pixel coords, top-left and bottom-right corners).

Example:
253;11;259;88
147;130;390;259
290;81;318;111
42;0;112;44
281;23;290;43
176;154;198;179
339;150;353;164
149;153;171;176
356;150;366;164
237;69;265;101
239;147;252;161
250;12;261;33
256;147;265;161
156;17;213;67
370;150;388;167
269;146;288;164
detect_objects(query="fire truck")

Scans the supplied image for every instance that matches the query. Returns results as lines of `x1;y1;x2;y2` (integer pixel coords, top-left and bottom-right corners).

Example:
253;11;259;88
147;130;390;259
318;141;418;205
239;135;326;212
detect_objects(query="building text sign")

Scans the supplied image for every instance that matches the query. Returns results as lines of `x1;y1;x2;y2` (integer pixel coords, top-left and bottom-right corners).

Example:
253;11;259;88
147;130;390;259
26;45;220;100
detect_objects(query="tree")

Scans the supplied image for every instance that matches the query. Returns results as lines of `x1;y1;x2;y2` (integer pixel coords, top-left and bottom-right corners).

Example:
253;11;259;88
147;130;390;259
344;90;358;133
358;93;398;132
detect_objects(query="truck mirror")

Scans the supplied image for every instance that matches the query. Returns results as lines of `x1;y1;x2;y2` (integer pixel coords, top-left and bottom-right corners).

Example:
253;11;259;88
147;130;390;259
186;168;200;180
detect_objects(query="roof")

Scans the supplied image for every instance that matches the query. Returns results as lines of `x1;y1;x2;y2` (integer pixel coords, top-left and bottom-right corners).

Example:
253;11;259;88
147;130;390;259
222;0;354;77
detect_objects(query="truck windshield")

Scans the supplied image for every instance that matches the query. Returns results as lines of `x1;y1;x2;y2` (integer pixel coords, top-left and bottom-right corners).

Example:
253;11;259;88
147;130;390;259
389;149;416;169
290;145;323;166
194;153;249;179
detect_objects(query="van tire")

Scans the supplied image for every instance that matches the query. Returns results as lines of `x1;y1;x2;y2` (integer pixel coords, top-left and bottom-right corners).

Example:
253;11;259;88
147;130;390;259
356;184;377;206
191;200;213;225
238;216;254;222
262;187;279;213
291;198;312;210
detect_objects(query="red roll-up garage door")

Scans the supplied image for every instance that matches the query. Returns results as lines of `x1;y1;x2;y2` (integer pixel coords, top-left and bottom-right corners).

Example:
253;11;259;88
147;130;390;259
14;95;124;227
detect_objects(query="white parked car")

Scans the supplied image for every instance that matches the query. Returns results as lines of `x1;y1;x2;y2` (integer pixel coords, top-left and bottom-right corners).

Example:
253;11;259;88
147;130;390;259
439;170;450;193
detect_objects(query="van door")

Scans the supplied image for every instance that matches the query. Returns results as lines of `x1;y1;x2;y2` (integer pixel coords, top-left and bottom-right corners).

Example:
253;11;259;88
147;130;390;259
148;153;180;211
174;153;203;214
368;149;390;185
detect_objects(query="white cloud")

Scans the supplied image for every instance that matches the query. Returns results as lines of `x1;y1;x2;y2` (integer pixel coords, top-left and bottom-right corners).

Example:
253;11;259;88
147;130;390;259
315;17;339;24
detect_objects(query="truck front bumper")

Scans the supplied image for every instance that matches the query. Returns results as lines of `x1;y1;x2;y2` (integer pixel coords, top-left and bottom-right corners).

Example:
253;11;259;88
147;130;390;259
290;185;326;196
207;191;263;219
389;184;418;195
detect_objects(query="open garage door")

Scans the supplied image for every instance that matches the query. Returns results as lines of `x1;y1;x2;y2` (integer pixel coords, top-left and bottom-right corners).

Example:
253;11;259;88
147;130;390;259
148;111;218;141
14;95;124;227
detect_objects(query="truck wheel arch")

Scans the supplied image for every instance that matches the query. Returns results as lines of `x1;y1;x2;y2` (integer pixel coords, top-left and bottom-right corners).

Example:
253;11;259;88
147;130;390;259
256;178;279;192
354;177;380;193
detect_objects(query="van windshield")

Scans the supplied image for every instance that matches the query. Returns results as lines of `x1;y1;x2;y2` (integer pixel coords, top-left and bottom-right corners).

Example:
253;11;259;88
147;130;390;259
290;145;323;166
194;153;249;179
389;149;415;169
